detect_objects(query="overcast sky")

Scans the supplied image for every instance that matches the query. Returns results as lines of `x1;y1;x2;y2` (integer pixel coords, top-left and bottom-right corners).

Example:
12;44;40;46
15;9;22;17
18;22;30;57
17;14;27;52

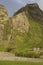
0;0;43;17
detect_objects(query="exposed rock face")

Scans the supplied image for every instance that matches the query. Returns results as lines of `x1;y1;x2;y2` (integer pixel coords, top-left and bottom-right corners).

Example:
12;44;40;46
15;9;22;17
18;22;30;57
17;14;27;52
12;11;29;33
26;3;43;25
0;4;30;41
0;3;43;41
12;3;43;34
0;5;10;40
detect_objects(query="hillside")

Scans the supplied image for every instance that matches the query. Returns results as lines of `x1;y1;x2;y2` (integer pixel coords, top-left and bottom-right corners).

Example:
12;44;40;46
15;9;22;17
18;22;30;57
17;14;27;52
0;3;43;57
11;3;43;50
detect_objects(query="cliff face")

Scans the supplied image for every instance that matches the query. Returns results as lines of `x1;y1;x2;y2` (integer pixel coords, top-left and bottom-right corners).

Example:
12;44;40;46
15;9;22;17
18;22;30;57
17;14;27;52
0;5;10;40
12;3;43;34
0;3;43;41
0;4;30;41
14;3;43;25
10;3;43;48
0;3;43;52
12;11;29;33
26;3;43;26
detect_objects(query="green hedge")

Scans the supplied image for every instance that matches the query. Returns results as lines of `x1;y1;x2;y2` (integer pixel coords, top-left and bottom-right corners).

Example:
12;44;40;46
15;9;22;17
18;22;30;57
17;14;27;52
15;51;40;58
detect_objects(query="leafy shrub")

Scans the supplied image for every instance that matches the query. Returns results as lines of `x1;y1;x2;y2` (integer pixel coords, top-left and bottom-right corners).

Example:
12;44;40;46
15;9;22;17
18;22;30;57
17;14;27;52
15;51;40;58
6;48;12;52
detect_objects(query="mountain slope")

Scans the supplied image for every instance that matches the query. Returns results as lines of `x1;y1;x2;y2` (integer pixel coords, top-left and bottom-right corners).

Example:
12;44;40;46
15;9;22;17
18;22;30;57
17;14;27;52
9;3;43;52
0;3;43;54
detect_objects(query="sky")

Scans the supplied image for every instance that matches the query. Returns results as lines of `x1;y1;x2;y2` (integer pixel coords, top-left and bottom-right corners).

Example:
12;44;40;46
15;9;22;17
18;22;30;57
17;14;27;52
0;0;43;17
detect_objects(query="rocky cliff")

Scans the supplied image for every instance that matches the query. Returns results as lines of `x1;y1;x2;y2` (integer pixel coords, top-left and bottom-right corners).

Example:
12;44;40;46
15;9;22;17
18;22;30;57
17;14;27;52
0;3;43;50
12;11;29;33
13;3;43;26
0;5;10;40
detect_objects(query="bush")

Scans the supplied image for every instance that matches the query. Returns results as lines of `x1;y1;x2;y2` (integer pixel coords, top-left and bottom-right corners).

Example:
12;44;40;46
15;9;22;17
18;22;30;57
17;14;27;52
15;51;40;58
15;52;24;57
6;48;12;52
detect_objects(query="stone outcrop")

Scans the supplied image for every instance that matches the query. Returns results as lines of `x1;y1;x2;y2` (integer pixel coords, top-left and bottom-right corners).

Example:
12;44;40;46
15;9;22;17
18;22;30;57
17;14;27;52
0;5;10;40
12;11;29;33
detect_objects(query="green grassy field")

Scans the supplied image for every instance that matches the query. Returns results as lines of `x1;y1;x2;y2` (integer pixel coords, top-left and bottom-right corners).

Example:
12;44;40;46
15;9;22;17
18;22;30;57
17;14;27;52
0;61;43;65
